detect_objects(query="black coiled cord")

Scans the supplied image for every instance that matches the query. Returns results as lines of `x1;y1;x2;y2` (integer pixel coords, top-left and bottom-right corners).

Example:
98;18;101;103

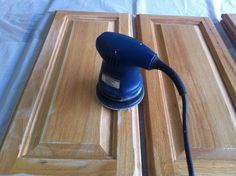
152;59;195;176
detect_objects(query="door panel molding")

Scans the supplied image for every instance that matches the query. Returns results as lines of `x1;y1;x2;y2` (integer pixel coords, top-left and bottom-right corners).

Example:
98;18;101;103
0;11;141;175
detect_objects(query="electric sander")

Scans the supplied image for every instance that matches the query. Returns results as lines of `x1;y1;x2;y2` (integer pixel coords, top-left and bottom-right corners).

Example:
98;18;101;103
95;32;195;176
96;32;185;110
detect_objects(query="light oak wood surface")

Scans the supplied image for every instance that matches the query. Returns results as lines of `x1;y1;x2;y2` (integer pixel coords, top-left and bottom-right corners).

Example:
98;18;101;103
0;11;142;175
136;15;236;175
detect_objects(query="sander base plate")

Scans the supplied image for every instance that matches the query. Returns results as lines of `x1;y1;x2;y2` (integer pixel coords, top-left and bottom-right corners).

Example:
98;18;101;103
96;85;144;110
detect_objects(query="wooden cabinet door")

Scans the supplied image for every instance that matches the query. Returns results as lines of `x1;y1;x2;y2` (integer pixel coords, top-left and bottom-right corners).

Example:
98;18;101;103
0;11;142;175
221;14;236;46
137;15;236;175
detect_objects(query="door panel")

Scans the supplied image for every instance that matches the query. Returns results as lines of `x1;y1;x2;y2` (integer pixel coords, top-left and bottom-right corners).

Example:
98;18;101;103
221;13;236;47
0;11;141;175
137;15;236;175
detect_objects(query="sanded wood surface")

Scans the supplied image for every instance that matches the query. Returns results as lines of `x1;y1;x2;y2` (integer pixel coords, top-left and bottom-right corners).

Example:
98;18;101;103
137;15;236;175
0;11;142;175
221;14;236;46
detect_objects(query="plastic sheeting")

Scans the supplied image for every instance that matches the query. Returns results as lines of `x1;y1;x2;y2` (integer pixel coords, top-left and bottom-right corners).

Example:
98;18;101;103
0;0;236;142
137;0;236;22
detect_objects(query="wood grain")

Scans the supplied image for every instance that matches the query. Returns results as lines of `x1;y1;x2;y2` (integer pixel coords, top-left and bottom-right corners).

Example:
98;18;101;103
137;15;236;175
0;11;142;175
221;14;236;46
